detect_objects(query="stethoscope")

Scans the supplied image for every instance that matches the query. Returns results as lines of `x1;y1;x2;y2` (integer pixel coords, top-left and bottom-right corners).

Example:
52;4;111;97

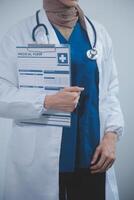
32;10;98;60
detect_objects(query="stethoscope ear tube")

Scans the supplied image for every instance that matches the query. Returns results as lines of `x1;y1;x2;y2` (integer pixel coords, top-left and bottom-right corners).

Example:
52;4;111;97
85;16;97;49
32;10;49;42
32;24;49;42
32;25;38;42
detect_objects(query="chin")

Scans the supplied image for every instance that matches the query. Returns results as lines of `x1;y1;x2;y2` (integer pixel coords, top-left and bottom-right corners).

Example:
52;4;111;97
59;0;78;7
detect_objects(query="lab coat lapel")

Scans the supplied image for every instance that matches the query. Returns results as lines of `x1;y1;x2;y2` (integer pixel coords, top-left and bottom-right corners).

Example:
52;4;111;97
85;17;103;134
85;17;119;200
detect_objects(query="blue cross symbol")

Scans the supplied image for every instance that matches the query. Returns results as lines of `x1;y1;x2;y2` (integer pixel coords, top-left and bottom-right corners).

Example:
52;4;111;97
58;53;68;64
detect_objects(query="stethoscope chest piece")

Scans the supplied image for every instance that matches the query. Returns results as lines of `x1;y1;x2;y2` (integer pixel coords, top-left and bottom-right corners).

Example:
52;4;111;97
87;48;98;60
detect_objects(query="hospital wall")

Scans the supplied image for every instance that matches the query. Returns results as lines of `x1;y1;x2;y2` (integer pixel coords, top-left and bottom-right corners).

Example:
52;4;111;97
0;0;133;199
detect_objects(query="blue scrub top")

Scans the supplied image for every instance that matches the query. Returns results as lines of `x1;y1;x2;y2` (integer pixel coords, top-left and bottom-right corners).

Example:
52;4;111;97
52;21;100;172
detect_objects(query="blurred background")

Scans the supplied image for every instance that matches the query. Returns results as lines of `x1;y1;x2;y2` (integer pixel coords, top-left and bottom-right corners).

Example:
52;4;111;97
0;0;133;199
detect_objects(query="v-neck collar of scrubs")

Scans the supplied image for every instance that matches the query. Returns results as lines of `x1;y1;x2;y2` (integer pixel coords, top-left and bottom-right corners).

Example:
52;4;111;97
52;20;79;43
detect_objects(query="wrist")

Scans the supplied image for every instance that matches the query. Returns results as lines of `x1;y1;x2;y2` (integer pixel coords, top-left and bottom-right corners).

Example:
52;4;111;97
103;131;118;142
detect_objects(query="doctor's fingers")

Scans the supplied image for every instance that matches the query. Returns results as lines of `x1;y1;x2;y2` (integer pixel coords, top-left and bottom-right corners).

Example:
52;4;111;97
63;86;84;93
105;160;115;172
90;146;102;165
58;91;80;102
98;158;115;173
74;96;80;108
90;159;110;174
91;156;115;174
75;95;80;102
90;154;106;171
70;96;80;109
69;92;80;100
60;105;77;112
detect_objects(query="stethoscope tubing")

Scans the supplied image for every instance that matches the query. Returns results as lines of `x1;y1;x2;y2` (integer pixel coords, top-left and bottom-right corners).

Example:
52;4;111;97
85;16;97;49
32;10;98;60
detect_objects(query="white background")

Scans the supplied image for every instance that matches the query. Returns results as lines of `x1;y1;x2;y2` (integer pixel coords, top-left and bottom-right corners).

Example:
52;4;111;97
0;0;133;199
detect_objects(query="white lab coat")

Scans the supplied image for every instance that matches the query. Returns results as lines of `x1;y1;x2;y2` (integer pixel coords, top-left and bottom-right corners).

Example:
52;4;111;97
0;9;124;200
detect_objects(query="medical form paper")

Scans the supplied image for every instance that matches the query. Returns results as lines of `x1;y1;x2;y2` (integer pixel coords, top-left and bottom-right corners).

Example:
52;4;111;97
16;44;71;127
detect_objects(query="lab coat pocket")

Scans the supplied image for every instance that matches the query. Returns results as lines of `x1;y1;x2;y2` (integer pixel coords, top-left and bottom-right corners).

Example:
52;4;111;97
9;123;36;166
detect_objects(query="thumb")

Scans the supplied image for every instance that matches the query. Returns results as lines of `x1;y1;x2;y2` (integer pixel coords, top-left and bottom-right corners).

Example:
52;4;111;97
64;86;84;93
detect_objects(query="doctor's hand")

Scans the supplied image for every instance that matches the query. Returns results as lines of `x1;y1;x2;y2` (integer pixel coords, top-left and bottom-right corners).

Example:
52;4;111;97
90;132;118;174
44;86;84;112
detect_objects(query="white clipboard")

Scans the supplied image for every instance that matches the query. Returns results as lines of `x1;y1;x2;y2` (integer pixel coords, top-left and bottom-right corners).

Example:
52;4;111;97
16;44;71;127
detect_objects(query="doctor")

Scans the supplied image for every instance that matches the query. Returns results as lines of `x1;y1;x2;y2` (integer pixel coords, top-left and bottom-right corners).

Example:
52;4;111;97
0;0;124;200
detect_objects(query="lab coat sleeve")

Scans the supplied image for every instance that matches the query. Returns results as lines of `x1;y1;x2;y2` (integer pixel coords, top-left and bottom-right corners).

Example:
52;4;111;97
102;32;124;140
0;33;47;120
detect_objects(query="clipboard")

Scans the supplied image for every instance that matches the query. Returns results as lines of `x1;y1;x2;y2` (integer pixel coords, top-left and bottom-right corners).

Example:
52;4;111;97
16;44;71;127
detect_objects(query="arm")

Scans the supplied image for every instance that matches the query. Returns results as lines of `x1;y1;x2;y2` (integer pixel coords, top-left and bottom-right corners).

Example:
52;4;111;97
0;34;47;120
0;33;83;120
90;28;124;173
103;39;124;140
